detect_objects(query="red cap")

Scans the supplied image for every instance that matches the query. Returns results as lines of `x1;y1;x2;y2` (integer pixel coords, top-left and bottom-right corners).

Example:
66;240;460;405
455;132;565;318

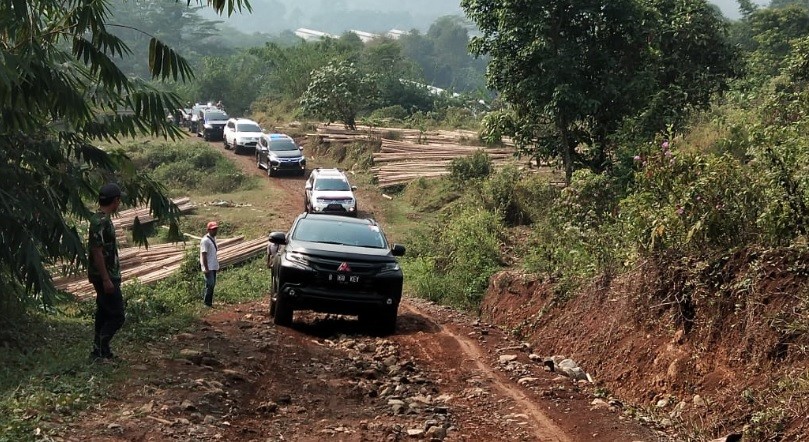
206;221;218;230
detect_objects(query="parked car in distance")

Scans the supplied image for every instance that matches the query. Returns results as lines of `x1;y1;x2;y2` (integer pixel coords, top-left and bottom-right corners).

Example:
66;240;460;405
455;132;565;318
255;133;306;177
268;213;406;335
197;108;229;141
189;102;215;133
304;168;358;217
223;118;263;154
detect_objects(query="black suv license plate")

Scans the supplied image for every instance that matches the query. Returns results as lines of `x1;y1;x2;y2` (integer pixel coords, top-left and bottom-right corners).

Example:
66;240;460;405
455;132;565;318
329;273;359;283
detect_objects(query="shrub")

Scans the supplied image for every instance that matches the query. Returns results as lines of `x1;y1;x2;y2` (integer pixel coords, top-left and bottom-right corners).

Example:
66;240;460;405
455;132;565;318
404;204;504;311
481;165;527;226
449;150;492;185
621;140;764;254
370;105;408;121
121;141;252;195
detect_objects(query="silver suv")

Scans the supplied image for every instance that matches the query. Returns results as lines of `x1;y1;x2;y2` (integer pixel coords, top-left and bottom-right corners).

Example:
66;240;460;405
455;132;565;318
304;168;358;217
223;118;263;154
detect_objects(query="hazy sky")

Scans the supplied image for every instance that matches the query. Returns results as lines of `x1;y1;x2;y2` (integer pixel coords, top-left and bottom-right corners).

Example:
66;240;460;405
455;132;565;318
211;0;773;35
712;0;770;18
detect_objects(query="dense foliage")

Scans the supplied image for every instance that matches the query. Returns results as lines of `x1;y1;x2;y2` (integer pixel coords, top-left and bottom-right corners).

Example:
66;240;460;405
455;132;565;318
464;0;737;184
180;17;486;126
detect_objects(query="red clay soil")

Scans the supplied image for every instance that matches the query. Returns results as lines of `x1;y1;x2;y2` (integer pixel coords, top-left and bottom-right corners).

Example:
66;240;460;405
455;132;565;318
481;250;809;441
57;135;668;441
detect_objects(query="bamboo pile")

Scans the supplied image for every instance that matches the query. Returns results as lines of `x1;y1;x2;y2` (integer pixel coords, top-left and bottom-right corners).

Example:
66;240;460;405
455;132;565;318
114;197;195;230
307;124;513;146
55;236;268;299
113;197;196;245
372;139;518;188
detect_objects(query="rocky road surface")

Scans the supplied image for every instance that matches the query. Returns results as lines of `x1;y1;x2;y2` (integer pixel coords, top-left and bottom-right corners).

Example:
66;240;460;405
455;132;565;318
62;135;666;441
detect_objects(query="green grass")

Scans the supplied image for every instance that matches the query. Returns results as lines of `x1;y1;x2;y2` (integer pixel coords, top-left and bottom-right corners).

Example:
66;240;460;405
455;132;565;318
0;256;268;441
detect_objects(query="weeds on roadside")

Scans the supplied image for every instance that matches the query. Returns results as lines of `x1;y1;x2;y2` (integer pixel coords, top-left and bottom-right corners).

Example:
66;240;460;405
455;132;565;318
0;255;268;441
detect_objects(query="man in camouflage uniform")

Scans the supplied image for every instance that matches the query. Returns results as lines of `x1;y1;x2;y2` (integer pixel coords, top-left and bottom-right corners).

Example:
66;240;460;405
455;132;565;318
88;183;126;361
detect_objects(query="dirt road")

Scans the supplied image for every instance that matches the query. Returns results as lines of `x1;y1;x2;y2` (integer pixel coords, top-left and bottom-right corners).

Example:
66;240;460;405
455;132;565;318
63;136;664;441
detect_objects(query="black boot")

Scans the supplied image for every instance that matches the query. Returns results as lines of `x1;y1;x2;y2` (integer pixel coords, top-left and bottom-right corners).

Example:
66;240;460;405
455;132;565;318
99;336;117;360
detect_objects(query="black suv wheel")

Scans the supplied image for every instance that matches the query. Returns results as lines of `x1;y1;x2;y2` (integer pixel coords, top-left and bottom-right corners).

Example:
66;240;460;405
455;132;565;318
272;295;293;326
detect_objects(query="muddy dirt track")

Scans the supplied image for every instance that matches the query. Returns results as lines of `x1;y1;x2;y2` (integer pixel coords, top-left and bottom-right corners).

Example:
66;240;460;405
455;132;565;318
63;135;666;441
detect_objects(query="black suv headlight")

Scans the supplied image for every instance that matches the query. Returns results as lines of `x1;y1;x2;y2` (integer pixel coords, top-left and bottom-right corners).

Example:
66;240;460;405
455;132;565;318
379;262;401;273
285;252;312;269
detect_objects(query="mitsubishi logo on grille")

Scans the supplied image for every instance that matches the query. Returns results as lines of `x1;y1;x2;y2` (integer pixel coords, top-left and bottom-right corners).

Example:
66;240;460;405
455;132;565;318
337;262;351;272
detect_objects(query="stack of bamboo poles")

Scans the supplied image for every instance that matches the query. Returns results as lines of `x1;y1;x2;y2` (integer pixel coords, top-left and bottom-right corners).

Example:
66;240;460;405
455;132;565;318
55;236;268;299
114;197;196;245
306;124;514;146
114;197;195;230
372;139;517;188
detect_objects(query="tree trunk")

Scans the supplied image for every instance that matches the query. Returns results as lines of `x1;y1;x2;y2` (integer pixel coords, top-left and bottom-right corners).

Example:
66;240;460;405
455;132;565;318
557;117;573;186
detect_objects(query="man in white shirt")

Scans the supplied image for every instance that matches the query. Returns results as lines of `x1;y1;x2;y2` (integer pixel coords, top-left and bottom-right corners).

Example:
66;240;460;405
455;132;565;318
200;221;220;307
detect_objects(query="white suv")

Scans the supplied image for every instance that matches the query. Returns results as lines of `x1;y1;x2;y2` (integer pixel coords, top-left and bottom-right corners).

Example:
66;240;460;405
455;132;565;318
304;168;358;217
223;118;263;154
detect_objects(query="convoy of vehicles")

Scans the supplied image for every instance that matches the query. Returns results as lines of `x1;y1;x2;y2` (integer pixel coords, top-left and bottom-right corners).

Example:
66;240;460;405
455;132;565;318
191;108;401;334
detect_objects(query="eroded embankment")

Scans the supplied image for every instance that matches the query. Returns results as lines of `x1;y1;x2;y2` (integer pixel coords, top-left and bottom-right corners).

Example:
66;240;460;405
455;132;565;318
480;248;809;440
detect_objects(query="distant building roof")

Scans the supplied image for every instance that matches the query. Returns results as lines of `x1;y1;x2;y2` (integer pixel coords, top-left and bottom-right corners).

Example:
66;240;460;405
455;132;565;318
294;28;336;41
386;29;407;39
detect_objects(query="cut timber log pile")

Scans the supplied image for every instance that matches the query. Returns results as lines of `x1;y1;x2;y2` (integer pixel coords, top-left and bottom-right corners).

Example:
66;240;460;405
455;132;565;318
373;139;517;188
54;236;268;299
305;123;514;146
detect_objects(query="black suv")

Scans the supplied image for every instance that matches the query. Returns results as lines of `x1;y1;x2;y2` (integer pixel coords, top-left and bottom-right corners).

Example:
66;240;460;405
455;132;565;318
256;133;306;177
197;108;229;141
268;213;406;334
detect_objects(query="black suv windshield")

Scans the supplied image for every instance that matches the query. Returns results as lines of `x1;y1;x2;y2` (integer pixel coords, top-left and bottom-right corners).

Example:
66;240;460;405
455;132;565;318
314;178;351;191
237;123;261;132
292;219;387;248
269;140;298;151
205;111;227;120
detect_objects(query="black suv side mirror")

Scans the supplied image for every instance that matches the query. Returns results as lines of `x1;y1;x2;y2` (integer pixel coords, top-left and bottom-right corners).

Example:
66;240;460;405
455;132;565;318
269;231;287;245
391;244;406;257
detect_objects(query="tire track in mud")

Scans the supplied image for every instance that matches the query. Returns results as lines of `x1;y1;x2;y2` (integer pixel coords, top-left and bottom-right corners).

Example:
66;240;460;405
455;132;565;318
397;302;573;442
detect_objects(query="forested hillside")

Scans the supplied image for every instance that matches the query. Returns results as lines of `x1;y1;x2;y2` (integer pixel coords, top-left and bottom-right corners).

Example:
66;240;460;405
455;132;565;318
1;0;809;440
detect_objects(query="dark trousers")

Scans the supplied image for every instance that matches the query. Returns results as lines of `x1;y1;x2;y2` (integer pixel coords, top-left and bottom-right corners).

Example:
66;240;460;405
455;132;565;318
203;270;217;306
91;279;125;356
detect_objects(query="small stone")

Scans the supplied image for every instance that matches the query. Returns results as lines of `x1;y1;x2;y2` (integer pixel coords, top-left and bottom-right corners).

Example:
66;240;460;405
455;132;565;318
590;399;610;410
425;425;447;440
257;401;278;413
107;423;122;430
203;415;216;424
498;354;518;364
222;369;247;382
656;398;669;408
693;395;706;407
178;349;203;364
517;377;539;385
181;400;196;411
407;428;424;437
